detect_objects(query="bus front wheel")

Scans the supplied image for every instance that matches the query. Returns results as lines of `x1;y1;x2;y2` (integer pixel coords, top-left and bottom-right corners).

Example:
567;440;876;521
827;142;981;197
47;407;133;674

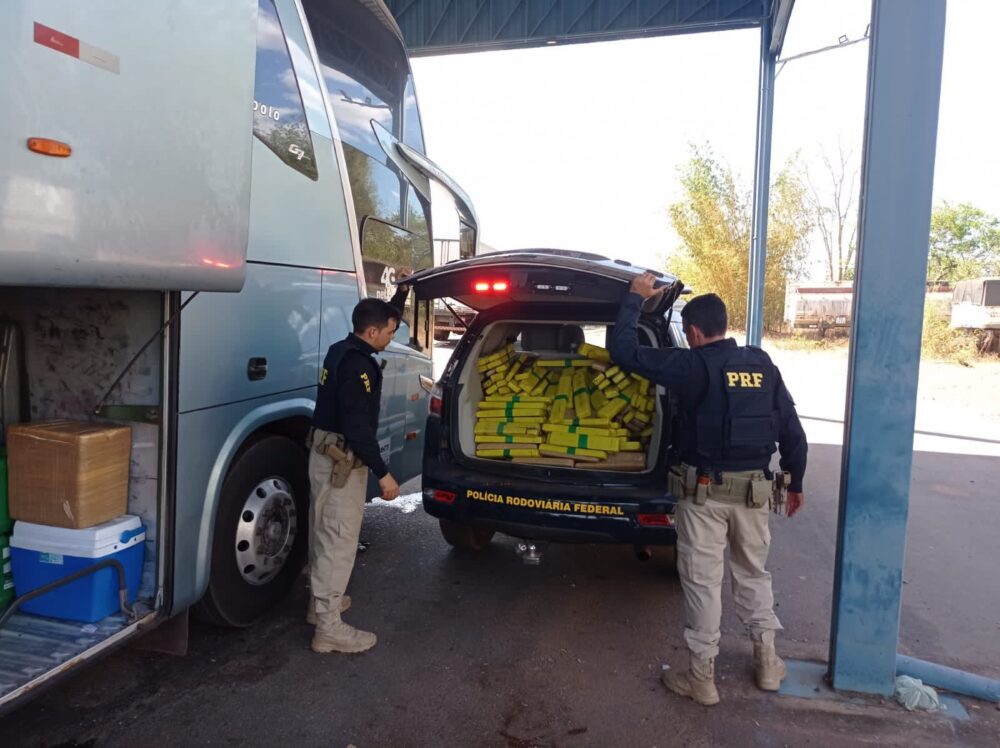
193;435;310;627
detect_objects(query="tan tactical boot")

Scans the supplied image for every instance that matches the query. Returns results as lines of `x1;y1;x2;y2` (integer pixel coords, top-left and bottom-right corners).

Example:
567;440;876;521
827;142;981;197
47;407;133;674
311;612;377;654
661;654;720;706
751;630;787;691
305;595;351;625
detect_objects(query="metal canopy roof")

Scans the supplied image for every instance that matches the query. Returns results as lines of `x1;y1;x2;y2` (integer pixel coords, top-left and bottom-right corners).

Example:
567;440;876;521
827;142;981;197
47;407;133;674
384;0;794;57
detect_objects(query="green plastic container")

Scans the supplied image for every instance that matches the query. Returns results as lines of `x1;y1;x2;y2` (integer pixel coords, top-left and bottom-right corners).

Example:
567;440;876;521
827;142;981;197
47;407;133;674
0;534;13;611
0;447;9;535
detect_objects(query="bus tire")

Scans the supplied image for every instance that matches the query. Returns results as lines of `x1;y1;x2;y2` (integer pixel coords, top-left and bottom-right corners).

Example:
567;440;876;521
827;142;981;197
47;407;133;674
439;519;494;551
193;435;309;627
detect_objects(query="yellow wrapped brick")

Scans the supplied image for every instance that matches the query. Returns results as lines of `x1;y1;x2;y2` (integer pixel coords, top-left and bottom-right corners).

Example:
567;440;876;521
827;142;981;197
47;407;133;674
477;448;540;459
619;440;642;451
475;435;543;445
640;426;654;438
590;387;609;411
475;421;538;435
476;417;545;427
484;394;551;403
539;444;606;461
546;430;620;452
536;359;592;368
597;395;630;420
571;370;592;420
577;342;611;362
558;417;613;428
542;423;616;438
550;371;573;422
529;377;550;396
478;408;548;420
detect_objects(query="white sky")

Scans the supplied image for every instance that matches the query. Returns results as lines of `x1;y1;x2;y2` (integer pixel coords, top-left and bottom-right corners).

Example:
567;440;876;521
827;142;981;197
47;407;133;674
411;0;1000;280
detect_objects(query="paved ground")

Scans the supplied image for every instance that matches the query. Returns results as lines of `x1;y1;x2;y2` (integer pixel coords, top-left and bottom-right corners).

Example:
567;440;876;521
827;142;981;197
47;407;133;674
3;340;998;746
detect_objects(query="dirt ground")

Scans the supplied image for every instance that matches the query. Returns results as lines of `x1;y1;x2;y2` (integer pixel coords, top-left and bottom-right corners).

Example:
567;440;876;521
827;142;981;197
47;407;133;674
762;343;1000;452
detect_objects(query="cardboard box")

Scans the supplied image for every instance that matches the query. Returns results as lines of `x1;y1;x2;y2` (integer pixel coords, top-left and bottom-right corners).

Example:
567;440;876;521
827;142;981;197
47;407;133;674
7;421;131;529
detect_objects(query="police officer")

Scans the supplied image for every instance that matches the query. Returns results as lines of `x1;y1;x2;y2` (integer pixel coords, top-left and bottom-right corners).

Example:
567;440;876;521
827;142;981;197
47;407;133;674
306;287;407;654
609;273;807;706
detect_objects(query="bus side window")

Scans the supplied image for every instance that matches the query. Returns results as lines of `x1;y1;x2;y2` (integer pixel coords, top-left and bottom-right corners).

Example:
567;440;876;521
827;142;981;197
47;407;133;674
253;0;318;180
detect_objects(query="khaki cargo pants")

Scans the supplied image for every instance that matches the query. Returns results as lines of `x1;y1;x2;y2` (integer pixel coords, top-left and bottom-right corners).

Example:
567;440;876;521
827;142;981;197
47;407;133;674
673;468;782;659
308;429;368;616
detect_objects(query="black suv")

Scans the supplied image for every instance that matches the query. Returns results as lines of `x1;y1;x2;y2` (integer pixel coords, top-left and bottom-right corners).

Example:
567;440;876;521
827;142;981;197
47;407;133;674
406;250;686;553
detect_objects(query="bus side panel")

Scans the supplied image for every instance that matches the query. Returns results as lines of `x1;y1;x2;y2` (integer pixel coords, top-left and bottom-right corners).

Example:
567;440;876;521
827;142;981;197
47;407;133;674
178;264;322;414
171;394;315;611
0;1;256;291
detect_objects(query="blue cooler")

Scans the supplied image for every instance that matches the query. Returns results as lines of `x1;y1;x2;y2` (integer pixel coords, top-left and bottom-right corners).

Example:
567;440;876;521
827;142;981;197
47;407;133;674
10;515;145;622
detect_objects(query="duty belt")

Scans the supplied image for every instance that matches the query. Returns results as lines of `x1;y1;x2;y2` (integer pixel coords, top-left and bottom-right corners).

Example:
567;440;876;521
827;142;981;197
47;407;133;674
668;463;783;509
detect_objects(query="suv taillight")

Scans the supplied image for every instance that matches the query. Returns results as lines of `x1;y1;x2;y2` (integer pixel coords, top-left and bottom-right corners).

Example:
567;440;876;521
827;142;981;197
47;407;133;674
429;383;443;416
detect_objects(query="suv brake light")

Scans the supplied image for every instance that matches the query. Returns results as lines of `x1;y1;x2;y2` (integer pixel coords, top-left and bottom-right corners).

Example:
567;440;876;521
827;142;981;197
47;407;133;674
472;278;509;294
637;513;673;527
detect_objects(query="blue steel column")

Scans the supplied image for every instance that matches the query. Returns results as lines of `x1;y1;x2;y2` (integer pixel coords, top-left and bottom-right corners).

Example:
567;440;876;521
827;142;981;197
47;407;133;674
829;0;947;695
745;16;775;346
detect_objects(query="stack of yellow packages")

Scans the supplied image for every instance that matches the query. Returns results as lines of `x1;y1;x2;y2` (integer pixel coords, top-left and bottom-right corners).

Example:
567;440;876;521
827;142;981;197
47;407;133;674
473;341;657;471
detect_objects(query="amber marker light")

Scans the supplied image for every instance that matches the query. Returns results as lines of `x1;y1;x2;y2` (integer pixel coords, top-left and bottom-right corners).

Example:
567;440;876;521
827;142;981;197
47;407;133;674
27;138;72;157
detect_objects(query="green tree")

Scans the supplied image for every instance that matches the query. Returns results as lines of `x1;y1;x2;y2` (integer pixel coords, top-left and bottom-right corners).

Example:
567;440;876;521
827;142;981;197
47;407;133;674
667;146;811;331
927;202;1000;283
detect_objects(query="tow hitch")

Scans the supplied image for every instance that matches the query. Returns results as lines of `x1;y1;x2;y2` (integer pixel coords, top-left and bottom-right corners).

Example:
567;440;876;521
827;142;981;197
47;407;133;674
515;541;544;565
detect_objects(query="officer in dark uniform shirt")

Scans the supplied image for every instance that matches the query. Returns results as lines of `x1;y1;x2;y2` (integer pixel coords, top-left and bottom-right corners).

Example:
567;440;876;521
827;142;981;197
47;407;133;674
610;272;807;706
306;285;408;655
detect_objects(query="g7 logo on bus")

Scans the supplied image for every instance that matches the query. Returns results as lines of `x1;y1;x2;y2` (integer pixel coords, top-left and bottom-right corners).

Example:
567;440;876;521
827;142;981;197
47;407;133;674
289;144;306;161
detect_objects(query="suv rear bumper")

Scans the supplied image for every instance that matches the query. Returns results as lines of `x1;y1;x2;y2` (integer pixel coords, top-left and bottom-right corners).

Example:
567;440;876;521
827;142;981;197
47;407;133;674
421;471;678;545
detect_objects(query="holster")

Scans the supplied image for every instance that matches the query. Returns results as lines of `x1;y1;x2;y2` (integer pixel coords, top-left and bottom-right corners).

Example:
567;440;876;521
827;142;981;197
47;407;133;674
770;471;788;514
313;431;356;488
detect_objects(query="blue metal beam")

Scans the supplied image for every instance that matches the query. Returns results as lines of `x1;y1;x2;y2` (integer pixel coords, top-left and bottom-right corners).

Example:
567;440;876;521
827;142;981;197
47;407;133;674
384;0;768;56
745;15;774;347
829;0;946;696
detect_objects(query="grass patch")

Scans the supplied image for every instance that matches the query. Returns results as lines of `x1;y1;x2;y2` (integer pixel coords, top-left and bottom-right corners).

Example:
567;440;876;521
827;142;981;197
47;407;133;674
920;301;981;365
763;302;991;365
765;331;849;352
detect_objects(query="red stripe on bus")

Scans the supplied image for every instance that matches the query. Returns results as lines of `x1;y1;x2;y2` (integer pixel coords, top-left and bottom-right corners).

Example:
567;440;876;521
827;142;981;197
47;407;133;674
34;23;81;59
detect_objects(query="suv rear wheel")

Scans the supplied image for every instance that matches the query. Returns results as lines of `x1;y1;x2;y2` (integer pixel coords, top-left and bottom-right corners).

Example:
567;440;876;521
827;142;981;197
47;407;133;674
439;519;494;551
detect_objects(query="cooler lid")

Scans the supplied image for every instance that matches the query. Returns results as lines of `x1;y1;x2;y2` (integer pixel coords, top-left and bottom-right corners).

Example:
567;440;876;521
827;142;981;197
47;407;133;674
11;514;144;557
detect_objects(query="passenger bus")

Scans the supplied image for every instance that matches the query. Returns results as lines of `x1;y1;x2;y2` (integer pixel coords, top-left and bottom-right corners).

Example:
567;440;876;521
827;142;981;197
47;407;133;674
0;0;473;710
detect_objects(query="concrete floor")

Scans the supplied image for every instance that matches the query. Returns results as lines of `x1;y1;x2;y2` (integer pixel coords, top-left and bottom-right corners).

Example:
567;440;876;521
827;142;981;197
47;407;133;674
3;452;999;746
3;341;999;746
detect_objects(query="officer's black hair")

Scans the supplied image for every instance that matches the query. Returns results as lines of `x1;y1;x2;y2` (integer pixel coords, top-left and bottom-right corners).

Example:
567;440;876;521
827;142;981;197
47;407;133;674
680;293;728;337
352;298;401;334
